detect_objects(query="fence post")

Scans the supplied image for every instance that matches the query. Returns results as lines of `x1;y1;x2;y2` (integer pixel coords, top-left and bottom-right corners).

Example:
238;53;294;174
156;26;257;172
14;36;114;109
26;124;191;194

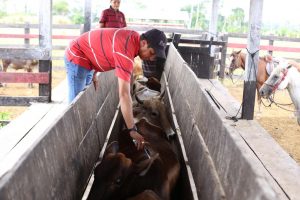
82;0;92;34
39;0;52;101
24;22;30;48
218;34;228;80
172;33;181;49
268;38;274;55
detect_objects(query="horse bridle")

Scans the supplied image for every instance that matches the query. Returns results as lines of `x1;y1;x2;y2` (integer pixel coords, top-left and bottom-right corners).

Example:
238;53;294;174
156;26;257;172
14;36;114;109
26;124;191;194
229;53;242;72
263;65;292;93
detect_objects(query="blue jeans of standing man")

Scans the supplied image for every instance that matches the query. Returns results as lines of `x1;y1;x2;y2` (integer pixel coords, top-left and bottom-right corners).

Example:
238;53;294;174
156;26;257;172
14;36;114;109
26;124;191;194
64;57;94;103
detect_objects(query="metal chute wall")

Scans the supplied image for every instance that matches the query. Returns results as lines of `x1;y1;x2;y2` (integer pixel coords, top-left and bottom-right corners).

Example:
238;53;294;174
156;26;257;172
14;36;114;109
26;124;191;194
164;44;278;200
0;71;119;200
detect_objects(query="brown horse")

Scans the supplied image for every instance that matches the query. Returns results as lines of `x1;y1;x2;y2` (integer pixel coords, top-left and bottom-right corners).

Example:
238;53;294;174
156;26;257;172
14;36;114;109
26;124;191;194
228;50;269;112
229;50;300;112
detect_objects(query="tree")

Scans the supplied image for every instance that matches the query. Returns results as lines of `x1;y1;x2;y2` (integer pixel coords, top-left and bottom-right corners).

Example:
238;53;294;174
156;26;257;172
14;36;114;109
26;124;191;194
53;0;69;16
70;8;84;24
224;7;247;33
0;0;8;18
181;3;208;30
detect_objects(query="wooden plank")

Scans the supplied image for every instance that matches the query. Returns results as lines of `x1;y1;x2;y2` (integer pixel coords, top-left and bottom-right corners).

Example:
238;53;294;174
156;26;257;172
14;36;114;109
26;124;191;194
228;43;300;53
236;120;300;199
228;32;300;42
0;103;53;161
0;34;77;40
0;47;50;60
0;96;49;106
0;72;49;83
0;23;81;29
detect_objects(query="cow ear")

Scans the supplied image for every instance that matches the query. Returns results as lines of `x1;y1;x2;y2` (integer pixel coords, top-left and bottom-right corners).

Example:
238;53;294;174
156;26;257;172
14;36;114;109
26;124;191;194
136;153;159;176
105;141;119;155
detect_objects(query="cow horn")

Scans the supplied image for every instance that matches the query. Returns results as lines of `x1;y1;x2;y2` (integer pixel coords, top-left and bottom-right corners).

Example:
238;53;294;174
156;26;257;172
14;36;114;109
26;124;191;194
135;94;144;105
105;141;119;155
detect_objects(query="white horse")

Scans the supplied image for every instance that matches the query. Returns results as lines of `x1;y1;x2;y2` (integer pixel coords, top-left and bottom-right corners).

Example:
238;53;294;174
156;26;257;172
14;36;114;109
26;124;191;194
259;62;300;125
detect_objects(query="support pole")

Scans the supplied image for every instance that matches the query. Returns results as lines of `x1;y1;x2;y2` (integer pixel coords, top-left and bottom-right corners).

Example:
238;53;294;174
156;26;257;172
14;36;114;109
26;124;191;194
39;0;52;101
241;0;263;120
82;0;92;33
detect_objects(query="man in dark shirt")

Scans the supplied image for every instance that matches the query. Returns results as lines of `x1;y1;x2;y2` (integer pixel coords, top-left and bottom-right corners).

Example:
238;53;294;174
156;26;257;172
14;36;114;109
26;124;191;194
99;0;126;28
142;58;165;80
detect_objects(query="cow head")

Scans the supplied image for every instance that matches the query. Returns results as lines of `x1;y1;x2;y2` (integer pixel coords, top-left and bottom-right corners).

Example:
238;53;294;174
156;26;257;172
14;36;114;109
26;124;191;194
135;92;175;139
91;139;160;200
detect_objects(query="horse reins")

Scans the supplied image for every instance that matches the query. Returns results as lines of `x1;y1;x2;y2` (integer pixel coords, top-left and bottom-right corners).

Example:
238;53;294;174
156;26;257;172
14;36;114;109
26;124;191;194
263;65;292;93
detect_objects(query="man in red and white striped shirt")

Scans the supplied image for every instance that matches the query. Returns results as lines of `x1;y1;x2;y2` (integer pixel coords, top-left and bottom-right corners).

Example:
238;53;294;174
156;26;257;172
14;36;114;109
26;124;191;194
64;28;167;149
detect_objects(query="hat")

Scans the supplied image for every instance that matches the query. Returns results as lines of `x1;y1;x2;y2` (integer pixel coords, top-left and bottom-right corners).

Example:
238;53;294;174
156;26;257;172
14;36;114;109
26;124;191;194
143;29;167;59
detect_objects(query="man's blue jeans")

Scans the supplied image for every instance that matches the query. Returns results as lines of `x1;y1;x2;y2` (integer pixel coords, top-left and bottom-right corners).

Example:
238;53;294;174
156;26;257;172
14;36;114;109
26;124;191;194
64;57;94;103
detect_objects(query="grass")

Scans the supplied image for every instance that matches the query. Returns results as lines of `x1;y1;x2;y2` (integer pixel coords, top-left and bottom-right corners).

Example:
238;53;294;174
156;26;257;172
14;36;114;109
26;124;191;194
0;112;9;120
0;111;10;128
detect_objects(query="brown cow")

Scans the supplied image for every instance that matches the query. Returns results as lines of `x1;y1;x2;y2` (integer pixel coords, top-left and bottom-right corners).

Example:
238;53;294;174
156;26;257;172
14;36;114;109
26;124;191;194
1;59;38;88
88;119;180;200
127;190;162;200
134;90;175;139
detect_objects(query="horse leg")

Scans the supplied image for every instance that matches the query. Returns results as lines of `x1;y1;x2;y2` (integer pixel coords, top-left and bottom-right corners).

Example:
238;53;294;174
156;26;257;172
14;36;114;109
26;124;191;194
26;65;34;88
256;87;262;117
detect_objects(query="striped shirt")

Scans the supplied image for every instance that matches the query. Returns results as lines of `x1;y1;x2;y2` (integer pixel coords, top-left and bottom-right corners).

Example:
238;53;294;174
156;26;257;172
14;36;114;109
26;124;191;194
99;7;126;28
142;58;165;80
65;29;140;82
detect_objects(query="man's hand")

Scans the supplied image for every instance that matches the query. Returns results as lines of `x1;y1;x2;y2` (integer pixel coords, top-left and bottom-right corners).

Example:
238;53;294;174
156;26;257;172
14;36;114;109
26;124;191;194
129;131;145;150
92;72;98;91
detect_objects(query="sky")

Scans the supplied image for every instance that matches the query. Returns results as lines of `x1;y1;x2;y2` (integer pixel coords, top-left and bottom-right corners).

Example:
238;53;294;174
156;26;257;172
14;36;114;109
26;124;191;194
2;0;300;26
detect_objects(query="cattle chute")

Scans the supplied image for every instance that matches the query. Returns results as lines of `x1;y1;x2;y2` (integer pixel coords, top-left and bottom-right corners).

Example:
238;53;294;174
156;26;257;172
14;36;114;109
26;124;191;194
0;44;299;200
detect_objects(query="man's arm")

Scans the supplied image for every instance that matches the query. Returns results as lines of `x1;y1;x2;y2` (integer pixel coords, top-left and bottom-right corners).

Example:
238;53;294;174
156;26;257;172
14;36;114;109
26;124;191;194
118;77;144;150
99;23;105;28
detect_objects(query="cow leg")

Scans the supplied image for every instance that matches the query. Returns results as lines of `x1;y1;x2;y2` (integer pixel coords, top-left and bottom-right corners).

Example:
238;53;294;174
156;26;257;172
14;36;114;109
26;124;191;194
0;62;9;87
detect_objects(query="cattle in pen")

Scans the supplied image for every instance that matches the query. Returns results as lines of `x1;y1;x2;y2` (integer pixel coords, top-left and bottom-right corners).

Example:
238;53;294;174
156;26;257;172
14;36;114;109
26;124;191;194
88;79;179;200
0;59;38;88
88;118;180;200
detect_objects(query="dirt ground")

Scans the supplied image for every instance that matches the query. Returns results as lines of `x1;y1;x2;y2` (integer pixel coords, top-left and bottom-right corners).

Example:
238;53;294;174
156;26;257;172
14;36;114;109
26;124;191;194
222;76;300;164
1;67;299;165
